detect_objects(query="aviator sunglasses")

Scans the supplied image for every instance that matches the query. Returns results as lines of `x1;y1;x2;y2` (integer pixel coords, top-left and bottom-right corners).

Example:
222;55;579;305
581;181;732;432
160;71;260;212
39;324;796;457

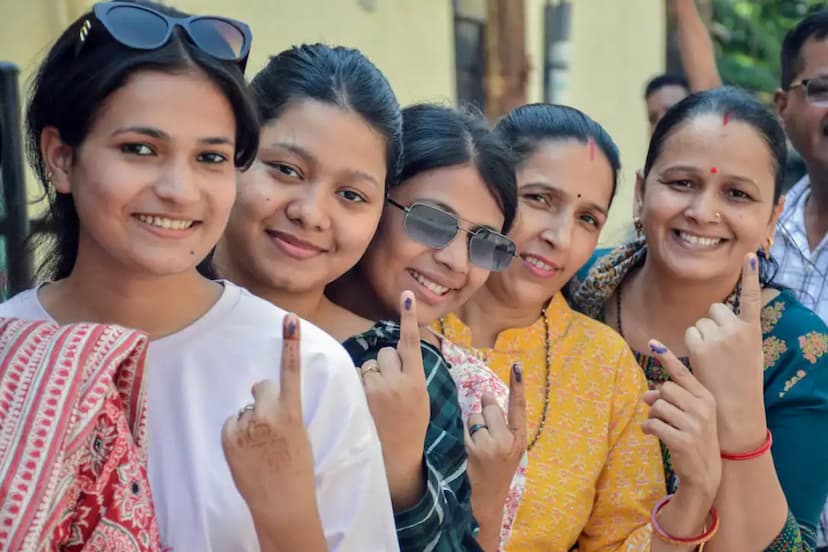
387;198;517;272
77;2;252;72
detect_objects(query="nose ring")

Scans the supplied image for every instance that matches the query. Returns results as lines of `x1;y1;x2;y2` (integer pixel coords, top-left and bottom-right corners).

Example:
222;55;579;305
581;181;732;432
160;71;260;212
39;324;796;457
714;211;721;221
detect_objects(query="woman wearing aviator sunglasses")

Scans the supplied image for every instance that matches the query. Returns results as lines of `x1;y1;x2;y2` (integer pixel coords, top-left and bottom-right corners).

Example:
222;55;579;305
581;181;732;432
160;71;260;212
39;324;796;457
328;103;527;551
0;2;397;551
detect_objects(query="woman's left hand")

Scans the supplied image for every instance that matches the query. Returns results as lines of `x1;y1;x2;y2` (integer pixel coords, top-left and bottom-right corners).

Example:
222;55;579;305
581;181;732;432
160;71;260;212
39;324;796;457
221;314;324;547
685;253;767;451
465;362;527;549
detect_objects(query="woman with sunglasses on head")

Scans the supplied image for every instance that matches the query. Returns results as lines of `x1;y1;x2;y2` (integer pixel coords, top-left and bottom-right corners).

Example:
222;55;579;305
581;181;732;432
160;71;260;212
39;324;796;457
569;87;828;551
328;103;527;552
436;103;726;552
0;2;398;551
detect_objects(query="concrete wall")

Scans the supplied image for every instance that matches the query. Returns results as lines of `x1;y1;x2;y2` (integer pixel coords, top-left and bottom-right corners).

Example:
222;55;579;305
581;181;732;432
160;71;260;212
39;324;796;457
0;0;665;244
525;0;666;244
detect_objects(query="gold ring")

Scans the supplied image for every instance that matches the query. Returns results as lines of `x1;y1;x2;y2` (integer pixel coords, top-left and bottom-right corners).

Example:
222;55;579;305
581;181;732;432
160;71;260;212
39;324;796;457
361;361;380;376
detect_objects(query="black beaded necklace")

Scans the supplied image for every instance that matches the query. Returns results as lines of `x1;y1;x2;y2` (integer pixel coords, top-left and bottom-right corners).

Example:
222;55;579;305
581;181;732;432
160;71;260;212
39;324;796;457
439;311;552;451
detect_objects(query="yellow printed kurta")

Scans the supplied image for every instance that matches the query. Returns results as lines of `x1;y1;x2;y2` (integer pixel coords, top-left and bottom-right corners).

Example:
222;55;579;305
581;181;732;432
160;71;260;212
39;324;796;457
437;294;665;552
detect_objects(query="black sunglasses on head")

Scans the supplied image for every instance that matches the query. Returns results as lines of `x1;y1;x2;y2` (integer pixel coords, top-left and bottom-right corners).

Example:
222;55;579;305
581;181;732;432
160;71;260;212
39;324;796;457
78;2;252;73
387;198;517;272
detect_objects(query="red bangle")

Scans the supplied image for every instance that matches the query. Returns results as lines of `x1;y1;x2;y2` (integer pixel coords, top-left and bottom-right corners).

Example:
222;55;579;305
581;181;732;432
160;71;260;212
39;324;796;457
721;429;772;460
651;494;719;546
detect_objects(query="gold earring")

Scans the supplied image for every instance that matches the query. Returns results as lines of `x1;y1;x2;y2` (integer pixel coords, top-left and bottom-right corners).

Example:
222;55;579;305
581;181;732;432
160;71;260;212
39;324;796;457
763;236;774;259
633;217;644;237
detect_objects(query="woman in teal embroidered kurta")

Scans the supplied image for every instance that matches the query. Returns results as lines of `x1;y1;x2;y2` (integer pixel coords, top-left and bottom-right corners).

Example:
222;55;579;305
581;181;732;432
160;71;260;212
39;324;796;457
570;241;828;550
568;87;828;551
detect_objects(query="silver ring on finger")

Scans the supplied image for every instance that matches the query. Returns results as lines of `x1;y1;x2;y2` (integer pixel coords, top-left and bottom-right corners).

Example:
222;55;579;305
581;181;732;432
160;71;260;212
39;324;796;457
237;403;255;420
469;423;488;436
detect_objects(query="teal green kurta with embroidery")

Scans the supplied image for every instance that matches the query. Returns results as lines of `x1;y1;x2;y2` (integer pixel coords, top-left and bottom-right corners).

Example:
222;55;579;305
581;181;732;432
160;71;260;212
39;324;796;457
568;243;828;551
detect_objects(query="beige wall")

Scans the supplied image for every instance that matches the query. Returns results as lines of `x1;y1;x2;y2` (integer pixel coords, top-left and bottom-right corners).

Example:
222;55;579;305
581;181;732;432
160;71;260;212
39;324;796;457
1;0;664;245
525;0;666;245
0;0;456;208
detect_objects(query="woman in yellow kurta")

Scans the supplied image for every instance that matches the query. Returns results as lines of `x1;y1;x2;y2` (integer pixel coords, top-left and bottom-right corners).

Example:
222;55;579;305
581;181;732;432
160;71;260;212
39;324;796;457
434;104;723;551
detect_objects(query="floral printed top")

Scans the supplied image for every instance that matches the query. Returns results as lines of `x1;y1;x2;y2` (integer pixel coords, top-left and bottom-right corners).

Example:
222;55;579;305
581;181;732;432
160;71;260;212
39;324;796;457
433;334;528;550
568;240;828;551
436;295;665;552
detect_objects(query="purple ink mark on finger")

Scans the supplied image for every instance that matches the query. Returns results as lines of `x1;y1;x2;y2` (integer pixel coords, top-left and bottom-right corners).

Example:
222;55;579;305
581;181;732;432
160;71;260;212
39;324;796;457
404;296;412;311
512;362;523;383
649;342;668;355
286;319;297;338
750;255;757;272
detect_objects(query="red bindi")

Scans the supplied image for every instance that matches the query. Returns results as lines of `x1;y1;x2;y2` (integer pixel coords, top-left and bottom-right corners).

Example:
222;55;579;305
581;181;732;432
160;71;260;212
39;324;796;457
722;112;729;126
710;167;718;174
587;137;595;161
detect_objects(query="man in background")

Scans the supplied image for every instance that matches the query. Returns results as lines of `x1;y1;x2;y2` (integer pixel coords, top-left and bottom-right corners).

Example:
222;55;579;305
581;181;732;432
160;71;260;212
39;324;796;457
773;10;828;551
644;0;720;134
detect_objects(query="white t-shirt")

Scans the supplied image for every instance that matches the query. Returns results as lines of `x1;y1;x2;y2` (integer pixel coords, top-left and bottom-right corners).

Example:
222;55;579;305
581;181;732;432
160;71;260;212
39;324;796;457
0;281;399;552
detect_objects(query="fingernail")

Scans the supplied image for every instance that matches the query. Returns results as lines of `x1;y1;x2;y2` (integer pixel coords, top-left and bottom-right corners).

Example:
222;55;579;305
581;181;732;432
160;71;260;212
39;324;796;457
750;254;757;272
404;296;412;311
512;362;522;383
648;340;668;354
286;318;297;338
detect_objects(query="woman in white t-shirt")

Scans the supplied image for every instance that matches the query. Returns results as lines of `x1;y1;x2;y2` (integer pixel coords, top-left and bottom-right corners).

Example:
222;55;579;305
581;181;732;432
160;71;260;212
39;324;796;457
0;2;397;551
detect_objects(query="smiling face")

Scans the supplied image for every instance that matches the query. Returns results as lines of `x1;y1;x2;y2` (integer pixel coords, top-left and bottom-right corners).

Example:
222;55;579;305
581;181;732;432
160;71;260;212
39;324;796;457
485;140;614;307
46;69;238;277
359;164;506;325
638;114;782;284
217;99;387;294
776;36;828;176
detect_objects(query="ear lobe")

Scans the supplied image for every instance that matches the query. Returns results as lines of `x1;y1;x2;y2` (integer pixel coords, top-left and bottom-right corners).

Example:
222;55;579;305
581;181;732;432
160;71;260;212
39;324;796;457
772;89;788;127
633;170;645;217
769;195;786;231
40;126;74;194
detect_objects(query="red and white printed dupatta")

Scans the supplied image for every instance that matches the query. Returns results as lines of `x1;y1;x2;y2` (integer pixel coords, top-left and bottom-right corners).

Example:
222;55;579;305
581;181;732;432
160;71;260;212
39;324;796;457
0;317;163;551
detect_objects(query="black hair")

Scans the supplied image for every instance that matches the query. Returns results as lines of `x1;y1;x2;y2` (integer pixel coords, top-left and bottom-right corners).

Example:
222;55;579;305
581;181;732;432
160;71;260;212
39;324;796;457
495;103;622;205
644;87;786;201
250;43;402;190
644;74;690;99
398;104;517;233
781;9;828;89
26;0;259;281
642;86;787;285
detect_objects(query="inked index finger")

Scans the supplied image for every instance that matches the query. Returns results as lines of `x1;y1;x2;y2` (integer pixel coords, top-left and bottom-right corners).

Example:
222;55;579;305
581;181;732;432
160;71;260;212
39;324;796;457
738;252;762;324
396;290;425;376
507;362;528;447
648;339;708;399
280;313;303;413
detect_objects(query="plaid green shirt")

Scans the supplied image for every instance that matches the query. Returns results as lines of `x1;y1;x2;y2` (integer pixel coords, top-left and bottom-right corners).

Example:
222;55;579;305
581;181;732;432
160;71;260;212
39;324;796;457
343;321;482;552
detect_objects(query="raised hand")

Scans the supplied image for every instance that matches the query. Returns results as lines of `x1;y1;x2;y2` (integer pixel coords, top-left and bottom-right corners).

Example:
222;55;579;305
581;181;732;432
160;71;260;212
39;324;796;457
359;290;431;511
684;253;767;451
221;314;325;550
642;340;721;497
464;363;527;551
